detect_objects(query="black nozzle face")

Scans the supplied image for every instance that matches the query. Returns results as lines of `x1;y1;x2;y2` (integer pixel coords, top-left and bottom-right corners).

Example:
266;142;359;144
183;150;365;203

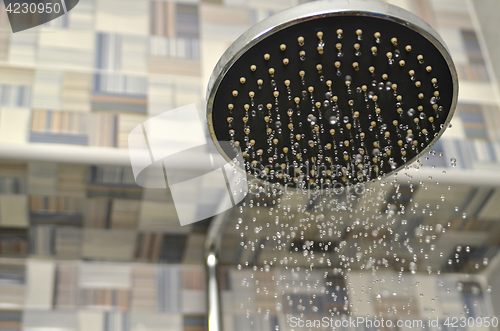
210;14;455;188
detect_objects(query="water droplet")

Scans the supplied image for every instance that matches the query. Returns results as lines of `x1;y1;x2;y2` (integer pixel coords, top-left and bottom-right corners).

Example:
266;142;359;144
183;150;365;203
307;114;317;125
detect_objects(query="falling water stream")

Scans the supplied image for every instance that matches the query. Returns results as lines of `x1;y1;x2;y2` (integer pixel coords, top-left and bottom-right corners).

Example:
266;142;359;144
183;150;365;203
224;149;494;329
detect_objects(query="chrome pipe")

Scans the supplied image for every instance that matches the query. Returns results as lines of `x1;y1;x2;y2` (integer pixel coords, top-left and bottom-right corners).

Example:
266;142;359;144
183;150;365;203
205;208;233;331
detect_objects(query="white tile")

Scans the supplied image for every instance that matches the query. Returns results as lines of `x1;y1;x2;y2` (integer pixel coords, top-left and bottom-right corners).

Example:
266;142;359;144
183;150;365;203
9;33;38;66
181;289;207;313
79;262;132;289
24;260;56;310
95;0;148;36
81;229;137;261
78;311;104;331
458;81;498;104
23;310;77;331
0;195;29;228
129;312;183;331
32;70;63;110
0;108;31;143
138;200;192;233
121;35;149;74
438;27;469;63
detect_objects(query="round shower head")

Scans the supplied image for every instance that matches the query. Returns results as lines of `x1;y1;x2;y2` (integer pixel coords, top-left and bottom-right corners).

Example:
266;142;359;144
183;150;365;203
206;0;458;189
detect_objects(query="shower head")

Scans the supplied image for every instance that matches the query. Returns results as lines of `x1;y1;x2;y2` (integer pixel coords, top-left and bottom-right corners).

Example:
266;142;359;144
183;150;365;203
206;0;458;189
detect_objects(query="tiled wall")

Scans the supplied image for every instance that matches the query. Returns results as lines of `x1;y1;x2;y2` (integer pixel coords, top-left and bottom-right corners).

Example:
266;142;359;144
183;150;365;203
0;0;499;330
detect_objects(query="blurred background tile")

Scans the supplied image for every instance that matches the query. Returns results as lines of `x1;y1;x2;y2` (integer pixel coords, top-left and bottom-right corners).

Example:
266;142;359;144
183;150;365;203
0;0;497;330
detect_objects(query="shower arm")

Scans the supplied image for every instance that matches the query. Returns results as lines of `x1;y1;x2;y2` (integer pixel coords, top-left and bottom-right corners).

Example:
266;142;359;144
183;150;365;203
205;207;234;331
